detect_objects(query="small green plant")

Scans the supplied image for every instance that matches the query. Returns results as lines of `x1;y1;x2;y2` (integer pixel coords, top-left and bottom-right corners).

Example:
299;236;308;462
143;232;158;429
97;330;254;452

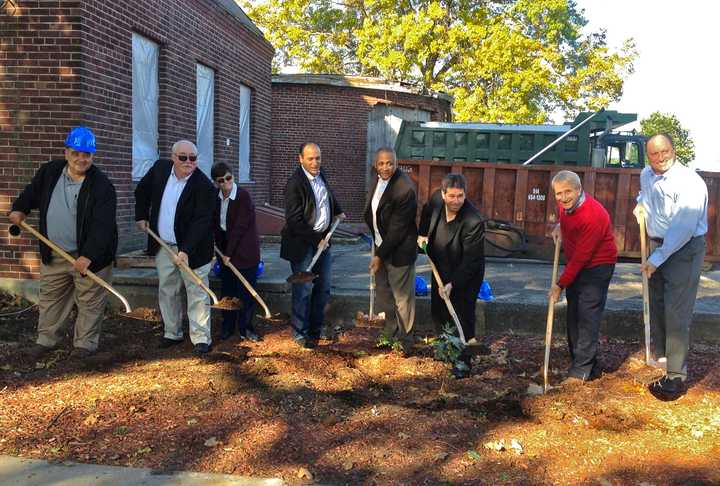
390;339;404;353
431;323;465;364
375;334;392;348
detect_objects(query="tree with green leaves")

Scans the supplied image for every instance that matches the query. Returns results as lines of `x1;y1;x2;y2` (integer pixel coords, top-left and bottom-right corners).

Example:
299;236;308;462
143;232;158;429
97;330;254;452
241;0;636;123
640;111;695;165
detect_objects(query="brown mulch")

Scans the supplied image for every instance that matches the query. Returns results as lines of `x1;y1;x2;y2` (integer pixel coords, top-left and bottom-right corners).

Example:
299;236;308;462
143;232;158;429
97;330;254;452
1;291;719;485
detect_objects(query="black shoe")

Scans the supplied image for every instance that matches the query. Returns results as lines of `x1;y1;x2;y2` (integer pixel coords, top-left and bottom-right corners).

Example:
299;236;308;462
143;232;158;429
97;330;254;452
303;338;317;349
648;376;686;401
219;330;234;341
69;347;95;359
26;343;56;361
193;343;211;355
159;337;183;349
241;329;262;342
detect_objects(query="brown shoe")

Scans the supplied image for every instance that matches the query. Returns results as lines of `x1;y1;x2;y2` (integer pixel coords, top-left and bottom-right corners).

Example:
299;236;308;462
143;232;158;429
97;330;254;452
26;343;55;361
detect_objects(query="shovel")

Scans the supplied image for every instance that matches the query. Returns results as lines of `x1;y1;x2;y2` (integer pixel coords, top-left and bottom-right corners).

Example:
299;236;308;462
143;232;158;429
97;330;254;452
9;221;160;321
214;246;289;324
422;243;466;345
637;211;653;366
287;214;345;284
143;226;240;310
355;243;386;327
542;235;562;393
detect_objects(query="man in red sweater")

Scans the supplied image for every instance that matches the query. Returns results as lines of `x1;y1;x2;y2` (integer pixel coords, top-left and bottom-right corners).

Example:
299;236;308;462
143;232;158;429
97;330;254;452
549;170;617;384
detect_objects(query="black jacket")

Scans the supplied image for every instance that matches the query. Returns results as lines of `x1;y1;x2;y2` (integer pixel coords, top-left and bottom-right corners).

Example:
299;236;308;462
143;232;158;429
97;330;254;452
363;169;418;267
419;190;485;289
280;167;343;263
12;159;118;272
134;159;215;269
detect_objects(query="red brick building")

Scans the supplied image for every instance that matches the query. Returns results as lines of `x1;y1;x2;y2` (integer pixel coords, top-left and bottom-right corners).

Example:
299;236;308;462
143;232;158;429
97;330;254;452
270;74;452;226
1;0;273;280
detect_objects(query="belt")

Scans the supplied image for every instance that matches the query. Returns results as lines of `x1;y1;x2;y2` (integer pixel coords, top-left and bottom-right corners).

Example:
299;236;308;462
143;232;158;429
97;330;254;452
650;237;663;245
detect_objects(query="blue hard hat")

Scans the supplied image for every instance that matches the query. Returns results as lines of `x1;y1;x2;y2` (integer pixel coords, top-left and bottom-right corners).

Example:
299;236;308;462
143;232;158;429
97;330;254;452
256;260;264;278
211;260;222;277
65;127;97;153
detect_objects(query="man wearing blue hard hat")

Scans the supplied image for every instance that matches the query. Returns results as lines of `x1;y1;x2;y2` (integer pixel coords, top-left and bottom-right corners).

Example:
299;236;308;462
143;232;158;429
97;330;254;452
9;126;118;360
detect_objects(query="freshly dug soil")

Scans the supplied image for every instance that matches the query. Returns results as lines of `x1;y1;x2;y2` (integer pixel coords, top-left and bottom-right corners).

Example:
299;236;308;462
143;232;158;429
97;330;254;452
1;292;718;485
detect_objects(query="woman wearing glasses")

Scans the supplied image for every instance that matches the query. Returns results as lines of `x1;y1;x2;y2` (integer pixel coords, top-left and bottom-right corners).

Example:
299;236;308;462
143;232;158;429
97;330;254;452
211;162;262;342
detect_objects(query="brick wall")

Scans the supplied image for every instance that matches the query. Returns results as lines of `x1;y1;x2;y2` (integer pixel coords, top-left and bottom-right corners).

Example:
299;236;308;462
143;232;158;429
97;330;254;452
0;0;273;279
0;0;83;279
270;82;451;224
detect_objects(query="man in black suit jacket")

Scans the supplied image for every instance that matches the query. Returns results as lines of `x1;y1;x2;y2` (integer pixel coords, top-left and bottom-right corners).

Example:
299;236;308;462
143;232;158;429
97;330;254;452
281;142;344;348
363;147;418;348
418;173;485;346
135;140;216;355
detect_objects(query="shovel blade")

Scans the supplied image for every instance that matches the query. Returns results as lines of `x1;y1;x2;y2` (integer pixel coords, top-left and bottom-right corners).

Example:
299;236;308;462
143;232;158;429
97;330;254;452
123;307;162;322
286;271;317;284
256;312;290;324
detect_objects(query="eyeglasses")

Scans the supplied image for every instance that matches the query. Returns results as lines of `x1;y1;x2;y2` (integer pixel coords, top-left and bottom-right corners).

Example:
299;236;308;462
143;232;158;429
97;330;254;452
215;174;233;184
176;154;198;162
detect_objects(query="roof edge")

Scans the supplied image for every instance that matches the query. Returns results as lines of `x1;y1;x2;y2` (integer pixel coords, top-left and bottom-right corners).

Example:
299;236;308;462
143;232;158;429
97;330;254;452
272;73;453;103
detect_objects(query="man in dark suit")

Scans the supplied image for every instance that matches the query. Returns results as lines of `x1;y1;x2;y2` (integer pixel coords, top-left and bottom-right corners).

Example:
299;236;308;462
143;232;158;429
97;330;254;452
418;173;485;349
281;142;344;348
363;147;417;348
211;162;261;342
135;140;216;355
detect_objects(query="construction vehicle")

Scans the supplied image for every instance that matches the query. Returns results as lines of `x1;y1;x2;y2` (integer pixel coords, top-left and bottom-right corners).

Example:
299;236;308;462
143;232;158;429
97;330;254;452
395;109;646;168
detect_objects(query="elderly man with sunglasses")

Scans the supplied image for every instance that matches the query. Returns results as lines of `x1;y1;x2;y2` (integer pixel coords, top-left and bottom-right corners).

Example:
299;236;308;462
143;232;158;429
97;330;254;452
135;140;216;355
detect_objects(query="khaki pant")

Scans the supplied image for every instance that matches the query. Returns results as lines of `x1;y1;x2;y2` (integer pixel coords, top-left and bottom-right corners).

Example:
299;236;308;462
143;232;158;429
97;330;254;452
376;257;416;339
155;247;212;345
37;258;111;351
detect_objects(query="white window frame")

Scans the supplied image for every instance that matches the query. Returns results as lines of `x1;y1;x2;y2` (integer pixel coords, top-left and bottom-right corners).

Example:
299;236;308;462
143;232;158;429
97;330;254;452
238;84;252;182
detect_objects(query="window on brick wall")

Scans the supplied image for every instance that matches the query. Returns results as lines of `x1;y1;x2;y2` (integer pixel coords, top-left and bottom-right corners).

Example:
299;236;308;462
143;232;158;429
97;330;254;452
196;63;215;176
131;33;159;181
238;84;251;182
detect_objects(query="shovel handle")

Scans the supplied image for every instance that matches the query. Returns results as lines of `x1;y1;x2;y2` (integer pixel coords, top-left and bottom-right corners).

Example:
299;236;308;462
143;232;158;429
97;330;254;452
305;215;345;272
144;226;219;305
214;246;272;318
423;245;466;345
369;243;375;318
543;236;562;393
638;212;651;364
10;221;132;313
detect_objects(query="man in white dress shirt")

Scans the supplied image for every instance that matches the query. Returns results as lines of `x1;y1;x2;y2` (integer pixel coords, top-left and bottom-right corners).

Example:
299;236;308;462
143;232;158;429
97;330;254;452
135;140;216;355
363;148;418;349
634;133;708;400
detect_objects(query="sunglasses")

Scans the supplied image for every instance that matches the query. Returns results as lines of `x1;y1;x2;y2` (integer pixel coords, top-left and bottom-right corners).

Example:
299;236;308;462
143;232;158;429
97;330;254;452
215;174;233;184
177;154;198;162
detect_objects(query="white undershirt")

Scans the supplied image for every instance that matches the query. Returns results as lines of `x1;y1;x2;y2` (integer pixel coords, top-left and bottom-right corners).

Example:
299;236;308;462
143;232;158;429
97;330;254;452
158;167;190;244
371;176;389;246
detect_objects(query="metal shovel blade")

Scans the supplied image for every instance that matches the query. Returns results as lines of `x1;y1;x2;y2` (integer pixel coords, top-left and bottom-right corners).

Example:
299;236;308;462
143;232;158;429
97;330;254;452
354;311;386;328
211;297;243;310
256;312;290;324
286;271;317;284
123;307;163;322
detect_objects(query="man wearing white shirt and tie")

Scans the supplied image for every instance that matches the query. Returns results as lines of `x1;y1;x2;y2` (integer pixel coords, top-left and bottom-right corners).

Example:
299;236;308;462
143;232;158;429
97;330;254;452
363;147;418;349
634;133;708;401
281;143;345;348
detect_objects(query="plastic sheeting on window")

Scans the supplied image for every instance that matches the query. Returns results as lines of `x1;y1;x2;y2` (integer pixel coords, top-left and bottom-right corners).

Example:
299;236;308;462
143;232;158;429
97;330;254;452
238;84;251;182
196;64;215;177
131;33;159;181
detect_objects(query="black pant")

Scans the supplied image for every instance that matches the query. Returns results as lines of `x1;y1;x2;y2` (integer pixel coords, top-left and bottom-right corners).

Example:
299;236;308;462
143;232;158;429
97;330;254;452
649;236;705;380
431;274;483;341
219;263;258;335
565;263;614;380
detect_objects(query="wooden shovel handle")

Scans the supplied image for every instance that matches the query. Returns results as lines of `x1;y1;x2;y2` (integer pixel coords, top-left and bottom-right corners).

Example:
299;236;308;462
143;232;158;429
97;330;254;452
305;214;345;272
543;235;562;393
144;226;219;305
423;244;466;345
638;211;651;364
214;246;271;318
13;221;132;313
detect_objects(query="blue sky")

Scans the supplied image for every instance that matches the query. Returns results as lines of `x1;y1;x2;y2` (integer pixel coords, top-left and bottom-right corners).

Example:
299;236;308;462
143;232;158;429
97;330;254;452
577;0;720;170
